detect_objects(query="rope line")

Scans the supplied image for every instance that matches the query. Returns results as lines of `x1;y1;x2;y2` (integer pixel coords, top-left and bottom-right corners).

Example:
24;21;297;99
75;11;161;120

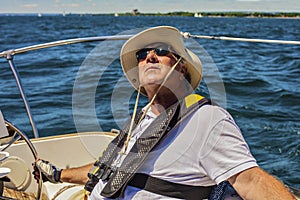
51;184;82;200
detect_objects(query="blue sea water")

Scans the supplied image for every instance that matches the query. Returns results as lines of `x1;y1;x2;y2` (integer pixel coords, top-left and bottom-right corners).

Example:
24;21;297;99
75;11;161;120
0;15;299;188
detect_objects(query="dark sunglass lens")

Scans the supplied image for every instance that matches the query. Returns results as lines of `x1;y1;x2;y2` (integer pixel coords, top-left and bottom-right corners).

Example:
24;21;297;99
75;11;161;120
136;49;149;61
154;48;170;56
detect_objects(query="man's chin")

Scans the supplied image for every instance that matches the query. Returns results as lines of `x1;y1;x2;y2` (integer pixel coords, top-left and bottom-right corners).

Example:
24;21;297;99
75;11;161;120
141;79;163;87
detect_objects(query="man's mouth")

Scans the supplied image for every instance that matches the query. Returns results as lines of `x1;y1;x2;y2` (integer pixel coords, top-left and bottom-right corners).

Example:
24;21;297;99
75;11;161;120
145;65;160;72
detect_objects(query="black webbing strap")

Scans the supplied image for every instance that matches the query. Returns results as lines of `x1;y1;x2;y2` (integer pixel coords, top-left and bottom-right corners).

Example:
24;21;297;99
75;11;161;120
129;173;213;200
100;95;212;198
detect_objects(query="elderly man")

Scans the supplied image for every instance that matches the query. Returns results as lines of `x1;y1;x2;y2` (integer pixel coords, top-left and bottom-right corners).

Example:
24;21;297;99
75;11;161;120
35;26;295;200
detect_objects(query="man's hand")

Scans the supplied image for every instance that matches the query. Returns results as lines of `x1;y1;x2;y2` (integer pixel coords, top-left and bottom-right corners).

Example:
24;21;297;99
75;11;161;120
33;159;62;183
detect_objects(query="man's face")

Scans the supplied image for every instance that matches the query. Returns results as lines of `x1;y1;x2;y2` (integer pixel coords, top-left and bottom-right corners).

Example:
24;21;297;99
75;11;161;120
137;44;184;92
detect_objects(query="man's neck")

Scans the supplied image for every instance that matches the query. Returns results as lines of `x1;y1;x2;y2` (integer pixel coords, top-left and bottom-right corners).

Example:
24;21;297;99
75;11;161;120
148;90;187;115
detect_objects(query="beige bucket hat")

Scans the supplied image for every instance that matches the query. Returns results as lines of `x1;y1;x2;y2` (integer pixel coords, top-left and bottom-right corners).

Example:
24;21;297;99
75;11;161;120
120;26;202;95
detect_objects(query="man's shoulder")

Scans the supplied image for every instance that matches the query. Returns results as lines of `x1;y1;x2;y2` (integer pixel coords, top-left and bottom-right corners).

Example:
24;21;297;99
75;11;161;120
194;104;236;124
196;104;229;115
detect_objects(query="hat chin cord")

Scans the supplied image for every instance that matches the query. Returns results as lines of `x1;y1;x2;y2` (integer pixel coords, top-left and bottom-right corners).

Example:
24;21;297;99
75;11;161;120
119;56;182;155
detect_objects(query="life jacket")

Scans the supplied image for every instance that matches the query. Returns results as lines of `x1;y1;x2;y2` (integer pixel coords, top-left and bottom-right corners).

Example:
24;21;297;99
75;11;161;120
85;94;231;199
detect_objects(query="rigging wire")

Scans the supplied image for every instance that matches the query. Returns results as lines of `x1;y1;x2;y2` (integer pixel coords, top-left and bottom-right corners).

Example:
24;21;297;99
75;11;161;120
0;33;299;58
181;32;300;45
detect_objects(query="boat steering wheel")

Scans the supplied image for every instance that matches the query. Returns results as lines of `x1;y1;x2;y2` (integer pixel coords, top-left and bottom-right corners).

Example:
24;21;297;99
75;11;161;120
1;120;43;200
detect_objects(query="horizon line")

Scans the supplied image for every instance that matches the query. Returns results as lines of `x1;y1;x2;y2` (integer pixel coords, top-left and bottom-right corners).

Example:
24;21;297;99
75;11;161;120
1;11;300;14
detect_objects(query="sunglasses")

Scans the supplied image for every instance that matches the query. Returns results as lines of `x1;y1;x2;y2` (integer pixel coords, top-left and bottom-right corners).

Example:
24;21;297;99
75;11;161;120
136;48;173;62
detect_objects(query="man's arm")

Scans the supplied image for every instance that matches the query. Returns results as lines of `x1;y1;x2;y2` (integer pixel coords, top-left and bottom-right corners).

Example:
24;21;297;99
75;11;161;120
60;163;94;185
228;166;296;200
34;160;94;185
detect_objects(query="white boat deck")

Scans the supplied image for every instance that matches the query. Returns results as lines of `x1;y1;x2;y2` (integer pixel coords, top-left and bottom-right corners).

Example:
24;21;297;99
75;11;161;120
0;132;116;200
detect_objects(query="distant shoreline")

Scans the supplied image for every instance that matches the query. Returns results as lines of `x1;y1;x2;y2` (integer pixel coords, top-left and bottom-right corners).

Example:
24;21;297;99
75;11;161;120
117;11;300;18
1;12;300;18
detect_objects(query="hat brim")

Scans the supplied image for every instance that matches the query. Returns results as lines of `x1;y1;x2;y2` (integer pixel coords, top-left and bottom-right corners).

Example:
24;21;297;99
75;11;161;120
120;26;202;96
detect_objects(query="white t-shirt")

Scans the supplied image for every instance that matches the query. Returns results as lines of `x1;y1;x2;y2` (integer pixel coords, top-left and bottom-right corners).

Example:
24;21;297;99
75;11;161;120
89;105;257;200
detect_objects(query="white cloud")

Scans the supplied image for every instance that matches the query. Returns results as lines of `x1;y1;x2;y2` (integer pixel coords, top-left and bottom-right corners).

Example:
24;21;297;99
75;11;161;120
236;0;261;1
21;4;38;8
61;3;80;8
236;0;282;1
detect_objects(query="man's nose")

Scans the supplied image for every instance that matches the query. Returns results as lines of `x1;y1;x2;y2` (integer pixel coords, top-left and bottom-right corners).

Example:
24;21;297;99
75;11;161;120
146;50;158;63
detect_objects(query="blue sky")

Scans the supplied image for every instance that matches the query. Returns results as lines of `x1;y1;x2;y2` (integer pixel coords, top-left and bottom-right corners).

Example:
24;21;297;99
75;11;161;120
1;0;299;14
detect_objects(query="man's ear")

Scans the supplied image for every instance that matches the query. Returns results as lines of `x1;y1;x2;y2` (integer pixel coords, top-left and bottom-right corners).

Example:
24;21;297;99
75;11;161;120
178;62;188;81
180;63;188;75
